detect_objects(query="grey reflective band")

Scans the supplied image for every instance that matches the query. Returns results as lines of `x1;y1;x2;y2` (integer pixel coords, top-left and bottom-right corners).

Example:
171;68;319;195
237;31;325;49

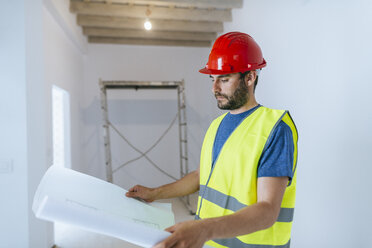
199;185;246;212
196;214;291;247
194;219;292;248
198;185;294;222
277;207;294;222
213;238;290;248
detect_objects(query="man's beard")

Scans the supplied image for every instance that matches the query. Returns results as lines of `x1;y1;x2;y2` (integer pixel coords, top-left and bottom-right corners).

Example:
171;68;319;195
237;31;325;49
214;79;249;110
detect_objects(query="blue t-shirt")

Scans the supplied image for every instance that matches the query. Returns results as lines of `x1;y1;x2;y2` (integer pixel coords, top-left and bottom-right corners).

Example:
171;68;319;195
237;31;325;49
212;105;294;182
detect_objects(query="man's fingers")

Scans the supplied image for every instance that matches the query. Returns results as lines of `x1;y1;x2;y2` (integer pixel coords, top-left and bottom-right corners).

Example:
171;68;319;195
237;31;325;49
165;225;176;233
126;185;141;197
125;191;138;198
153;234;177;248
128;185;139;192
125;185;155;202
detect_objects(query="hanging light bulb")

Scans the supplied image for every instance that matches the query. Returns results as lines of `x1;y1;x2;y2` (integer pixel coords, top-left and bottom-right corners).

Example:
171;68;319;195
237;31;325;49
144;19;152;30
144;7;152;31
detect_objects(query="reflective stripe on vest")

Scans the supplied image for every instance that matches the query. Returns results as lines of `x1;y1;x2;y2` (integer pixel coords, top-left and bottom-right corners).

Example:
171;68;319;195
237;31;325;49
197;185;294;222
194;228;291;248
211;238;290;248
197;106;298;248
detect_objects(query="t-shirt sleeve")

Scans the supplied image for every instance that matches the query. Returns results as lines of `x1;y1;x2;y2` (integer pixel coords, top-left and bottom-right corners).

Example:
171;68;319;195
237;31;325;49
257;120;294;183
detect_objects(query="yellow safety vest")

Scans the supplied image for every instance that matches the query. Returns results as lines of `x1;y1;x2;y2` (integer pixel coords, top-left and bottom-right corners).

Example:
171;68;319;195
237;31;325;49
196;106;298;248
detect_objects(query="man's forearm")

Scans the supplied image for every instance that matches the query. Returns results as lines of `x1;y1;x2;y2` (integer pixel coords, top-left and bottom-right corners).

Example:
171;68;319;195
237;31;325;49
154;169;200;200
201;201;280;241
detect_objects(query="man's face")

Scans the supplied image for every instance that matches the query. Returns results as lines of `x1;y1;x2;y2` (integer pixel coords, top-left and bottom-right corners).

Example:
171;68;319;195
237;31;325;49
210;73;249;110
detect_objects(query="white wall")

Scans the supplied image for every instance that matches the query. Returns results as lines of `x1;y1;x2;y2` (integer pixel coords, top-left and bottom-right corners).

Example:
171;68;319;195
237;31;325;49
82;44;214;190
0;0;86;247
43;0;86;53
0;0;51;247
43;4;86;171
0;1;30;247
42;0;86;244
225;0;372;247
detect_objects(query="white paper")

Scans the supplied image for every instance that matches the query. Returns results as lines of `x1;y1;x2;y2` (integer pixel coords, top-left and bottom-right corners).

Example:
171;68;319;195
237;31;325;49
32;166;174;248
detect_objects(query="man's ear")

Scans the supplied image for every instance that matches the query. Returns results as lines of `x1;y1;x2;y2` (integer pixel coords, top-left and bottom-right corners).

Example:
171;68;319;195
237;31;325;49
245;71;257;88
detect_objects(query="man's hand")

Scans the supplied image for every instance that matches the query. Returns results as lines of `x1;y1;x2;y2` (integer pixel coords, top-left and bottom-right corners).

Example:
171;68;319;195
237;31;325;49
125;169;200;203
125;185;157;203
153;220;210;248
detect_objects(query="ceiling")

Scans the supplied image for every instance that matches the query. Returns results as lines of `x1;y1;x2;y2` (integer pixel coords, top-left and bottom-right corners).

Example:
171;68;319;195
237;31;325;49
69;0;243;47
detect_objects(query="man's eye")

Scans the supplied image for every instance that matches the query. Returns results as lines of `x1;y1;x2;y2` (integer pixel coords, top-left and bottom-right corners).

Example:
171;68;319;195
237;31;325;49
221;79;229;83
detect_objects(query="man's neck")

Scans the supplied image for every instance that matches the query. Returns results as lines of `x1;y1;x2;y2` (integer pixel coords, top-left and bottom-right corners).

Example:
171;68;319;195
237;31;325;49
229;98;259;115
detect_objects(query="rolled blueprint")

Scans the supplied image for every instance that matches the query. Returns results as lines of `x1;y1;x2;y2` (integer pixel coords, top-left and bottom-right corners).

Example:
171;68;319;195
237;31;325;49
32;166;175;248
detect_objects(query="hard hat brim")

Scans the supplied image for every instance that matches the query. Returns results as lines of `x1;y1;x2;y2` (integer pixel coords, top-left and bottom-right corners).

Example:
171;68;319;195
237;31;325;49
199;67;236;75
199;59;267;75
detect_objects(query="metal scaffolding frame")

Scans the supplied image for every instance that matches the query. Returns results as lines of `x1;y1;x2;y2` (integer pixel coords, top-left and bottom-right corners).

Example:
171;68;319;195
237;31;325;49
99;80;193;213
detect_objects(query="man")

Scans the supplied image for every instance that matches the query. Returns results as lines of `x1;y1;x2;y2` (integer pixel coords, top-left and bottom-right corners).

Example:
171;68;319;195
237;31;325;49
126;32;298;248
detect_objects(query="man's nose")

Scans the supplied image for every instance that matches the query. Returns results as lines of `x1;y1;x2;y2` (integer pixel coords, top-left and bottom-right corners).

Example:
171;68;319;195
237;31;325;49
212;80;220;93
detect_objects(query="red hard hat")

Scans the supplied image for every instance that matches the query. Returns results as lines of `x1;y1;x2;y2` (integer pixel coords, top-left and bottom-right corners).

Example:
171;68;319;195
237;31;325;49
199;32;266;75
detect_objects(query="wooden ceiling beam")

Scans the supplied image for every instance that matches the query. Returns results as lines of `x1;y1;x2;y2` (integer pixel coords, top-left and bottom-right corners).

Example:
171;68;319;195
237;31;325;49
70;1;232;22
77;15;223;32
88;36;211;47
83;27;216;41
84;0;243;9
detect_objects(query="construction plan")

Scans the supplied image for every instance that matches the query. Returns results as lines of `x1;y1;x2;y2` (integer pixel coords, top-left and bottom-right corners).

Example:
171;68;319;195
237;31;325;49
32;166;175;247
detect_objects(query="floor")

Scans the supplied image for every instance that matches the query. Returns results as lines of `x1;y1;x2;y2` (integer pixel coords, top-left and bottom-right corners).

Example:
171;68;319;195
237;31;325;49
54;196;198;248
